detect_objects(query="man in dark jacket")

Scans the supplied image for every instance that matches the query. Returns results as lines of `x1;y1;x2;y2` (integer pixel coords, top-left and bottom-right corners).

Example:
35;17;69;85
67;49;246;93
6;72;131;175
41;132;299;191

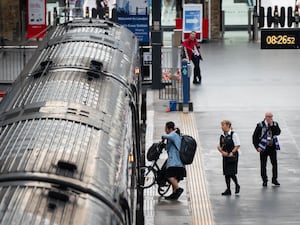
252;112;281;187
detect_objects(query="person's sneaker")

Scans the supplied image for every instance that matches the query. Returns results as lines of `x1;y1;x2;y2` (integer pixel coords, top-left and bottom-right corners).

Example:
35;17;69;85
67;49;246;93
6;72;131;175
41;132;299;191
272;180;280;186
173;188;184;200
262;181;268;187
165;188;184;200
221;189;231;196
235;184;240;194
198;76;202;85
165;192;176;200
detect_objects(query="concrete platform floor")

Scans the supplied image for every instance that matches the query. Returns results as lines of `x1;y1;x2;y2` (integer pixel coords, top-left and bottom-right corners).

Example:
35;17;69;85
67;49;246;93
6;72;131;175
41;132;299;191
145;31;300;225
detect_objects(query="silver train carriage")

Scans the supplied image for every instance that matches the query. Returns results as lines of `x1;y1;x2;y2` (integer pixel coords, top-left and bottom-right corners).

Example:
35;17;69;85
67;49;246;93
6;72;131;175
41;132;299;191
0;19;143;225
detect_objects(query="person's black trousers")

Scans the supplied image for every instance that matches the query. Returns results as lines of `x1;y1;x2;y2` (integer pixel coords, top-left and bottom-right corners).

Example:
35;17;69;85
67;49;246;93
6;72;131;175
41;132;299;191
191;55;201;82
260;147;278;182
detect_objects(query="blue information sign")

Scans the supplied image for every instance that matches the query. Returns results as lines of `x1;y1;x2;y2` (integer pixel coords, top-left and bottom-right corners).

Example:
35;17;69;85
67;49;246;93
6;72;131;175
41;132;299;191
117;15;149;44
183;4;203;40
184;10;201;32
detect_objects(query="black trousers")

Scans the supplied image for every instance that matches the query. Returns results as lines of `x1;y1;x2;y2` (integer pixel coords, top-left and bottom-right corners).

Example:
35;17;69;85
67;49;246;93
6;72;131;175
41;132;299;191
191;55;201;82
260;147;278;182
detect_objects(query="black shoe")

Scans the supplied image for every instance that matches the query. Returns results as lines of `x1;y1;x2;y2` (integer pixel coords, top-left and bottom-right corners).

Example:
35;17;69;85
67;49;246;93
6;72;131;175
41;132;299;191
173;188;184;200
193;80;197;84
165;188;184;200
262;181;267;187
165;192;176;200
235;184;240;194
272;180;280;186
221;189;231;196
198;76;202;84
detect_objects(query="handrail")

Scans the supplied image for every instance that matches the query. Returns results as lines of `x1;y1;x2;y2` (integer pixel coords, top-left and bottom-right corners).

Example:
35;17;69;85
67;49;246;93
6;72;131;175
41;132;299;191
0;46;38;49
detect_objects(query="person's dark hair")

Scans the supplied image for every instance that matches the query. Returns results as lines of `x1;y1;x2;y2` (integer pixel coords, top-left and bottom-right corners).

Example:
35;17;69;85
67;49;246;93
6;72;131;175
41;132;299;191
166;121;175;129
166;121;181;134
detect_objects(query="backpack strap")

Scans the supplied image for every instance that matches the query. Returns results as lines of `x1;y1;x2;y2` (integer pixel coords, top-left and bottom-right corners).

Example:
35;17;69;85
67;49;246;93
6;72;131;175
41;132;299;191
170;137;181;152
167;133;181;152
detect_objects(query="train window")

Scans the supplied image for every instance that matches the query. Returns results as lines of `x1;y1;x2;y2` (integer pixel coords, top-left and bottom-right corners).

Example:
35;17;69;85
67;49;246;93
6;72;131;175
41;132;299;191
57;160;77;172
48;190;69;202
90;60;103;71
40;60;53;68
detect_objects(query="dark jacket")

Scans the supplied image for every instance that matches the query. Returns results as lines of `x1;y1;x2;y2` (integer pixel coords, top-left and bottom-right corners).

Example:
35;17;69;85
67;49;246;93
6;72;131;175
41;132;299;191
252;121;281;149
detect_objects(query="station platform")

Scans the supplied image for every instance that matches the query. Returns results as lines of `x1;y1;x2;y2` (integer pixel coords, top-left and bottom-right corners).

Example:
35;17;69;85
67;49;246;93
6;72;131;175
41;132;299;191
144;31;300;225
144;90;212;225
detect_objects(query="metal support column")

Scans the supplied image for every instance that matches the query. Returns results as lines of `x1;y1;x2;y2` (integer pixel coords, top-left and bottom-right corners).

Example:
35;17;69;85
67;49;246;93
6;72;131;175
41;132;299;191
248;8;252;41
151;0;162;89
221;10;225;39
253;13;259;41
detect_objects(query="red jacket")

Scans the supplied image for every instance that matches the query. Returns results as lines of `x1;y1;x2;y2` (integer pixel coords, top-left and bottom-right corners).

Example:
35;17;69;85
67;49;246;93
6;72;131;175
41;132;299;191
182;38;201;60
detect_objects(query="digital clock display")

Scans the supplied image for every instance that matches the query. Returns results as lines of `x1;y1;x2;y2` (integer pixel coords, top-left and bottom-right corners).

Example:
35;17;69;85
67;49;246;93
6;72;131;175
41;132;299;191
261;29;300;49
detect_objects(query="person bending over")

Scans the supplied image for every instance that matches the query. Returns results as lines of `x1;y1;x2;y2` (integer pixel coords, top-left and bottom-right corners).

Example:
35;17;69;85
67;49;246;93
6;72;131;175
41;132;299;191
162;121;186;200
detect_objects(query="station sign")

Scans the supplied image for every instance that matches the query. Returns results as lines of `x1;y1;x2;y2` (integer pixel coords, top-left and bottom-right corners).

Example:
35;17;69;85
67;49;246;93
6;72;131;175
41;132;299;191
27;0;47;39
116;0;150;44
117;16;149;44
183;4;203;41
261;28;300;49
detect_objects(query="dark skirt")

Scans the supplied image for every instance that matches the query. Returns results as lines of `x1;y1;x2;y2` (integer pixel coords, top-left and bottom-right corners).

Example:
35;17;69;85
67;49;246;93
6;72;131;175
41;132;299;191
223;152;239;175
166;167;187;181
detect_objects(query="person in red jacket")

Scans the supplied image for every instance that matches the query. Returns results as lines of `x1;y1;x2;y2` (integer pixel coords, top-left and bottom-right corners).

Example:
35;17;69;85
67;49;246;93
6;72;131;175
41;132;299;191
182;31;203;84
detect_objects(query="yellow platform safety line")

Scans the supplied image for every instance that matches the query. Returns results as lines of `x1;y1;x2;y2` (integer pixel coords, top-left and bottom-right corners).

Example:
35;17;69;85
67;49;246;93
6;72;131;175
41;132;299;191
180;112;215;225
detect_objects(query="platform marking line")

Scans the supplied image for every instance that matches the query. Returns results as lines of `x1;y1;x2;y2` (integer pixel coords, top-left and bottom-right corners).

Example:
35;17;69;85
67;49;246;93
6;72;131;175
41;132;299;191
180;112;215;225
144;110;156;225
